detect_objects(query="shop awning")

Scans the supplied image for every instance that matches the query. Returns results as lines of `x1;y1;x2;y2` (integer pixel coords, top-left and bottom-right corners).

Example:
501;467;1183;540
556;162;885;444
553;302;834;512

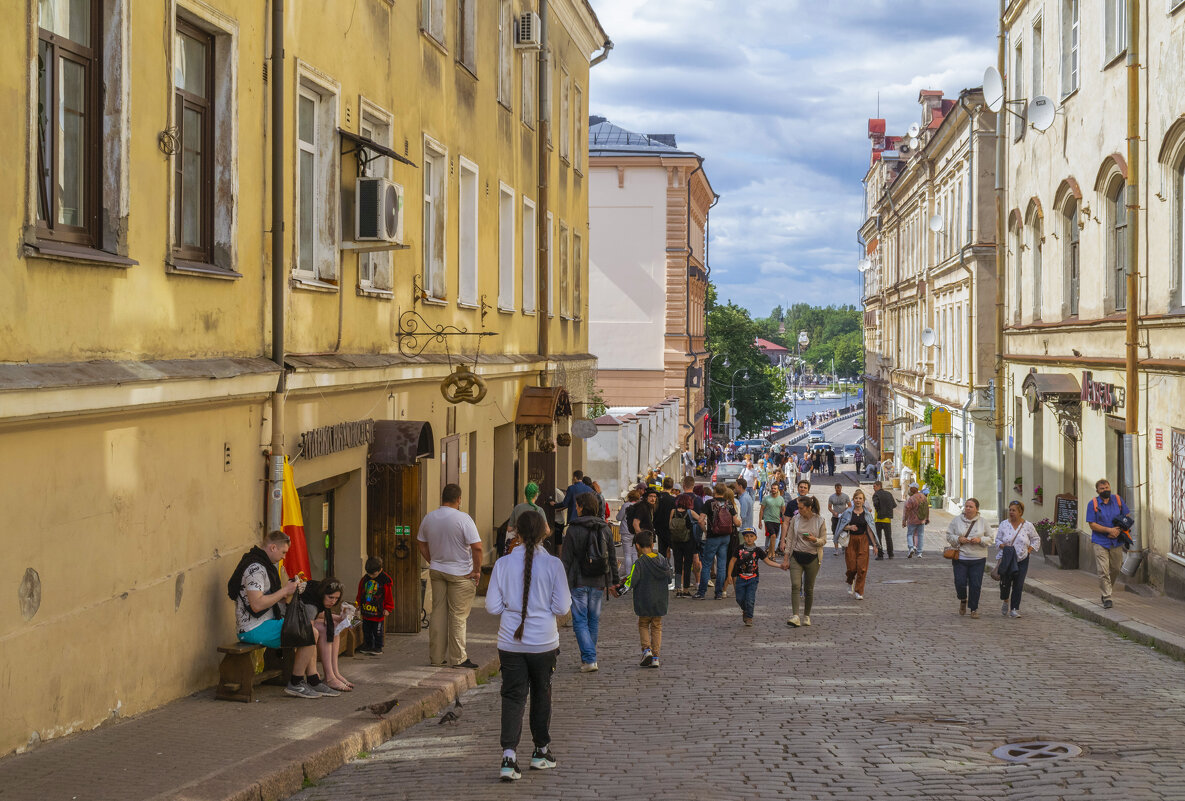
903;423;931;439
515;386;572;425
370;420;434;465
1021;371;1081;399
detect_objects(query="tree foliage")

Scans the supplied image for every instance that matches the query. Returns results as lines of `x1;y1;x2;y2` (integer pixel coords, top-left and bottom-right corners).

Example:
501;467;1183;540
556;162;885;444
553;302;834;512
752;303;864;379
705;293;791;438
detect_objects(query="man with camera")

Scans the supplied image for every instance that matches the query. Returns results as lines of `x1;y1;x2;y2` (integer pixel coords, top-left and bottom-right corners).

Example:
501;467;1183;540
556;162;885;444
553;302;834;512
1085;478;1132;610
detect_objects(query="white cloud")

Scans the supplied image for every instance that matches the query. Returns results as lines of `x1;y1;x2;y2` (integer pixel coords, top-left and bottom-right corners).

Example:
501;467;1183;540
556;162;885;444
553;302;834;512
588;0;997;315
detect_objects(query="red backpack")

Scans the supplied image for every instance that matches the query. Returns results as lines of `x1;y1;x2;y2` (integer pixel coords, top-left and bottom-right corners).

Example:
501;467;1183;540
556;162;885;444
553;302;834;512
710;499;735;535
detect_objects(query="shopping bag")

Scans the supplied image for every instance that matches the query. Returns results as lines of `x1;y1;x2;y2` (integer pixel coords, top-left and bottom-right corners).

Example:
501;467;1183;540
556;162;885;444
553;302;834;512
280;593;316;647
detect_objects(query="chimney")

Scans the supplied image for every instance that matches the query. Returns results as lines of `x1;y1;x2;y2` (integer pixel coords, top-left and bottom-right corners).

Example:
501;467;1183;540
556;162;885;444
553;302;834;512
918;90;944;127
648;133;677;148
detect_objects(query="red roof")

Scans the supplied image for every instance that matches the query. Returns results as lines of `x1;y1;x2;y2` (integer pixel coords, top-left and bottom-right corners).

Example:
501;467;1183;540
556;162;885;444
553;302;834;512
755;338;789;352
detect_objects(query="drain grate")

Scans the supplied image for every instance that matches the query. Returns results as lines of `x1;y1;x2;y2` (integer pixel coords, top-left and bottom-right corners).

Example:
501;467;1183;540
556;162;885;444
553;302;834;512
992;741;1082;763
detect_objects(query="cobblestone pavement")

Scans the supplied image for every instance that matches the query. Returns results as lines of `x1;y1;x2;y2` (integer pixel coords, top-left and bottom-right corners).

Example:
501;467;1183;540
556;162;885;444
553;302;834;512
293;532;1185;801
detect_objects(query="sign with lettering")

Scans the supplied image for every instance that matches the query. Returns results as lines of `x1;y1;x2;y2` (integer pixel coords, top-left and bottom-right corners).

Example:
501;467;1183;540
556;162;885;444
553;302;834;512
298;419;375;460
1055;494;1078;527
1081;371;1124;412
931;407;952;435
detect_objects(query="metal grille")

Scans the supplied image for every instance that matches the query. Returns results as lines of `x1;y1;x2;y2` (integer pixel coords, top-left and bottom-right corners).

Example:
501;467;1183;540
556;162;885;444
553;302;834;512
1171;430;1185;560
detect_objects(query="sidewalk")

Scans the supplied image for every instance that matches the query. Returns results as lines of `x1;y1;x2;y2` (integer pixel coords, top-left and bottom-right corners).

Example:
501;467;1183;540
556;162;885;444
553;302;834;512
923;505;1185;662
0;612;502;801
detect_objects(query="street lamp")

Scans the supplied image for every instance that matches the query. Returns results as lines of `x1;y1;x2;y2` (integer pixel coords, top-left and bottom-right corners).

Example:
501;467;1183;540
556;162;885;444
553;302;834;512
729;367;748;441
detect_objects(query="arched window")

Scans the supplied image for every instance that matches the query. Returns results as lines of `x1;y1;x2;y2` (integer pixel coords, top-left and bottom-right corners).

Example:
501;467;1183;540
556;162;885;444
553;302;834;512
1177;156;1185;302
1010;216;1024;323
1064;199;1080;316
1107;178;1128;312
1029;215;1043;321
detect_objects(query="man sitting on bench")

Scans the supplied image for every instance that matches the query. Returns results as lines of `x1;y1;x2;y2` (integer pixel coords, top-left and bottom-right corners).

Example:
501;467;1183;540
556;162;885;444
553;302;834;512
227;530;324;699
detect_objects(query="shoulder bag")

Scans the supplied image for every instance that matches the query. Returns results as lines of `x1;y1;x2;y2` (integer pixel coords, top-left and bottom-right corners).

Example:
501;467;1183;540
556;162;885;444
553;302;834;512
944;516;974;560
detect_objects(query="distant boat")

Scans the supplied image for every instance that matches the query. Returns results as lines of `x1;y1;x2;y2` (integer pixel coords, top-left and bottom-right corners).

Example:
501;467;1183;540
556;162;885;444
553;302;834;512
804;391;817;400
820;391;841;399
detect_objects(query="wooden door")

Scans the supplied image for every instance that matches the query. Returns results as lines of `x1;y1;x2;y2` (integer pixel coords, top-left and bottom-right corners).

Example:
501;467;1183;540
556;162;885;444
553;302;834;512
366;462;423;633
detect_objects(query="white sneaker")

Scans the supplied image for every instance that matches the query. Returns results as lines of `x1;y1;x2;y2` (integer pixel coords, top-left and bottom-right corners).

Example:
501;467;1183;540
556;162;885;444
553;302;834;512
803;616;812;626
786;614;801;627
854;592;863;600
579;662;598;673
1009;609;1021;618
847;583;855;596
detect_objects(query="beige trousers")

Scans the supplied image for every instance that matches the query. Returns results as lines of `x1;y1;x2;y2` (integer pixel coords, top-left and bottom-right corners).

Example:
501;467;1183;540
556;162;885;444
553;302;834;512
1093;544;1125;601
428;569;476;665
638;616;663;657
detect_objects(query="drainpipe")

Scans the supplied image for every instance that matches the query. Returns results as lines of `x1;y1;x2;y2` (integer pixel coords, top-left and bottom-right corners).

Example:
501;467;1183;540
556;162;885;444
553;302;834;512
956;93;977;504
536;1;550;385
993;0;1007;521
682;158;706;450
267;0;286;534
589;39;613;67
1123;0;1142;561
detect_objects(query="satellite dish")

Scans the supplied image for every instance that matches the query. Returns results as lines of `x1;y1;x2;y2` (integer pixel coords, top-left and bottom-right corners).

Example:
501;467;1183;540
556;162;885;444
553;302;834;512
921;328;936;348
928;214;944;233
908;136;920;150
907;123;921;138
983;66;1004;113
1028;95;1055;131
858;259;870;273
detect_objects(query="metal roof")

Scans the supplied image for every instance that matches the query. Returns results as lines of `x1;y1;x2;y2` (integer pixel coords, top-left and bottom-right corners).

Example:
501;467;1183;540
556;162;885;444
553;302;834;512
588;118;699;157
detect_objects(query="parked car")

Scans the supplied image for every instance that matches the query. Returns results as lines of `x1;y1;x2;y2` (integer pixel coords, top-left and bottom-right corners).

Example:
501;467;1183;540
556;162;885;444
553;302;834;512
810;442;833;455
852;419;863;428
807;429;825;443
842;444;861;463
712;461;746;485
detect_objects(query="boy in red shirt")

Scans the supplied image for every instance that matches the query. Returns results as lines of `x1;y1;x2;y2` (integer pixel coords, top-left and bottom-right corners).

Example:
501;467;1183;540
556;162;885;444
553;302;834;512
356;556;394;655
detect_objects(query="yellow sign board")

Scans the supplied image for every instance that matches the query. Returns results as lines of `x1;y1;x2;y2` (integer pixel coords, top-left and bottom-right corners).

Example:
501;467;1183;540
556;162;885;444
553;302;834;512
931;407;952;435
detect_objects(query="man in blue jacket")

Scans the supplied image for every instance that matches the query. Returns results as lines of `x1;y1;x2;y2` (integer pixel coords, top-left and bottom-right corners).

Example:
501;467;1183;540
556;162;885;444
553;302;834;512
1085;478;1131;610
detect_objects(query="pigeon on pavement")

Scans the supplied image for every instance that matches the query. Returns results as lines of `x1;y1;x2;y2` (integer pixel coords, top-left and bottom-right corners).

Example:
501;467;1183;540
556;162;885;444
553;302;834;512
438;698;463;725
356;698;400;718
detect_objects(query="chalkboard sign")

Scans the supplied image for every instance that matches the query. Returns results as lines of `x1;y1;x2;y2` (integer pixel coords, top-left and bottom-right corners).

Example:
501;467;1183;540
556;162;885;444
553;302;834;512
1055;494;1078;527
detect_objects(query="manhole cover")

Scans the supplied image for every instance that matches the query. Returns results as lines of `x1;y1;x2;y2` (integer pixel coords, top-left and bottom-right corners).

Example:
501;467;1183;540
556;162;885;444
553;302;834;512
881;579;917;584
992;741;1082;763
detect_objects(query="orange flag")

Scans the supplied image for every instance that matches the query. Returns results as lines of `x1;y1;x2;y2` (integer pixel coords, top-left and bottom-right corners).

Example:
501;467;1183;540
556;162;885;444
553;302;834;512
280;456;311;580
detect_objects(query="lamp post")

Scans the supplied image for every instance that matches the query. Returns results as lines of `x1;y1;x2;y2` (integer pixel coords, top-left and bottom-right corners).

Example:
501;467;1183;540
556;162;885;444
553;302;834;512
729;367;748;441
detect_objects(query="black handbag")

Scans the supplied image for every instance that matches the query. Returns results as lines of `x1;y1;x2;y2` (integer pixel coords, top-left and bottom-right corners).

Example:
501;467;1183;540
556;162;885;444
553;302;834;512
280;594;316;647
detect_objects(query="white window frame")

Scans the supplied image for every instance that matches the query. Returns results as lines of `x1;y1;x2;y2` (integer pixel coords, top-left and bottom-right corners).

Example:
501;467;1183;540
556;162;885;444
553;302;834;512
1060;0;1079;99
573;85;584;173
294;62;340;284
1103;0;1127;65
422;135;447;300
558;220;570;318
559;67;570;162
1178;159;1185;303
356;100;394;294
521;52;536;127
456;0;476;72
171;1;240;276
572;230;582;320
521;196;537;313
497;1;512;107
498;182;515;311
1012;38;1025;140
421;0;445;44
457;156;479;306
1029;214;1044;321
1031;13;1044;98
547;211;555;316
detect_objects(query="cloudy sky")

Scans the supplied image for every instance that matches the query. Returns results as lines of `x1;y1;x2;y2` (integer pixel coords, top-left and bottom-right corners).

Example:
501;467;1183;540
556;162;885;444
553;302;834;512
588;0;999;316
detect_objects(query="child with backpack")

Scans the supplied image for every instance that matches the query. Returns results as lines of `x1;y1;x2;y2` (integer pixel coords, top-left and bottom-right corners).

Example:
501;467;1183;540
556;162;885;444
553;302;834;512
356;556;394;655
725;528;781;626
669;494;701;597
615;531;672;667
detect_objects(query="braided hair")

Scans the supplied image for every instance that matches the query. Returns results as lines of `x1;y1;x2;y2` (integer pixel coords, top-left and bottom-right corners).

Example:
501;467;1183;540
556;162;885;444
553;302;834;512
514;509;546;640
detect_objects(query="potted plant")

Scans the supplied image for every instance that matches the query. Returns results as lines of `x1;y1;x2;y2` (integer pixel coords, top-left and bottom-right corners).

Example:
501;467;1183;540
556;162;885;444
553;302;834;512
1014;476;1023;494
923;465;946;508
1047;522;1080;570
1033;484;1044;504
1034;518;1054;556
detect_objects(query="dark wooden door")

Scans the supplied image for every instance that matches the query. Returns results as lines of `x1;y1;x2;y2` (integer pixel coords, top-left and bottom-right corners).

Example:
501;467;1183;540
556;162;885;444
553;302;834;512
366;462;423;633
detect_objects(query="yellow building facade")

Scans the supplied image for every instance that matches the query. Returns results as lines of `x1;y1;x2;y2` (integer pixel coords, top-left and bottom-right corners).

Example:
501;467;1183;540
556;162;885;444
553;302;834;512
1;0;608;755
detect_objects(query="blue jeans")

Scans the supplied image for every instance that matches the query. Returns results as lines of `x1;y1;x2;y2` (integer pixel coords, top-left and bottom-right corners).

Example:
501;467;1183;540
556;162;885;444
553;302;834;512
953;558;987;611
570;586;604;664
698;536;730;596
906;523;926;554
734;575;758;619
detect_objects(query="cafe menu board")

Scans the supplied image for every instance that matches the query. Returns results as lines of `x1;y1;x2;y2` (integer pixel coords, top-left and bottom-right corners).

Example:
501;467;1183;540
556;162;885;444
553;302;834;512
1055;494;1078;527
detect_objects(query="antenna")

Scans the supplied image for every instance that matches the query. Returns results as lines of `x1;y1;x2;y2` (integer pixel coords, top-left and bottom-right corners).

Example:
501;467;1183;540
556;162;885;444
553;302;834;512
983;67;1004;113
907;123;921;138
1028;95;1056;131
921;328;936;348
928;214;944;233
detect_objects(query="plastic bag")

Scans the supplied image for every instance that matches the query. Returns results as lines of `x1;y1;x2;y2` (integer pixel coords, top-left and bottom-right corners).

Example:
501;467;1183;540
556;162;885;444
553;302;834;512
281;593;315;647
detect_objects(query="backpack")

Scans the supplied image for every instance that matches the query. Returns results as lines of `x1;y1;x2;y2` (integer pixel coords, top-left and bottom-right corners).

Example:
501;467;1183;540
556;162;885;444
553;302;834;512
578;522;610;577
710;499;734;536
670;509;692;544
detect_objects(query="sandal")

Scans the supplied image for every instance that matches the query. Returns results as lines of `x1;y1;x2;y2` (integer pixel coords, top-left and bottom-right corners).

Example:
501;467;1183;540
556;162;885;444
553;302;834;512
327;680;351;692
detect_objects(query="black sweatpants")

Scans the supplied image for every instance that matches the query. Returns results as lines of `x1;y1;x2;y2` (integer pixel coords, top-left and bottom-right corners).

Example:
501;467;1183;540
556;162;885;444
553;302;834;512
874;520;894;556
499;648;558;751
672;540;698;589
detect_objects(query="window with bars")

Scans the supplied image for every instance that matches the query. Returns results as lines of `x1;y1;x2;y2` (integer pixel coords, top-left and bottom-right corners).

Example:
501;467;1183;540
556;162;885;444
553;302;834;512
1171;430;1185;561
36;0;101;247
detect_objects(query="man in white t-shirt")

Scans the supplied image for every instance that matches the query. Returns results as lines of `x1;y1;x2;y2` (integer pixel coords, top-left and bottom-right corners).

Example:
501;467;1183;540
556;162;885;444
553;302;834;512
417;483;484;668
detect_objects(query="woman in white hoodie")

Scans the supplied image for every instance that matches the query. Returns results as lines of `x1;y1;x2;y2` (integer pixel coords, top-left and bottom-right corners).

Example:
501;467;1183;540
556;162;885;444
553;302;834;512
945;497;994;618
993;500;1042;618
486;510;572;782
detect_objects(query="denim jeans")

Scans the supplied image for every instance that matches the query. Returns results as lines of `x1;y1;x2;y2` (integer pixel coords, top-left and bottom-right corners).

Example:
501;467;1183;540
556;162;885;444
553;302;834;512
569;586;604;664
734;575;758;619
698;535;730;596
999;555;1031;610
953;557;987;611
499;648;557;751
906;523;926;554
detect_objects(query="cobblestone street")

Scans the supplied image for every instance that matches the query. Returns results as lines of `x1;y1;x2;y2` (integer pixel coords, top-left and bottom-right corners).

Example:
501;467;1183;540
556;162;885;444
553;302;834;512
293;538;1185;801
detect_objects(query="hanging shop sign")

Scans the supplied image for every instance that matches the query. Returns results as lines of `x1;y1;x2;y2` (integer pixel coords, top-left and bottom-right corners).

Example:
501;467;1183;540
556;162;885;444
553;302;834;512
1080;371;1124;412
299;419;375;460
930;407;952;435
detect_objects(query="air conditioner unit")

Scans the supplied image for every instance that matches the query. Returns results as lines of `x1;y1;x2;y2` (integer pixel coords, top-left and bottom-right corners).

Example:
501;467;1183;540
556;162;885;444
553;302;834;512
355;177;404;243
516;12;541;48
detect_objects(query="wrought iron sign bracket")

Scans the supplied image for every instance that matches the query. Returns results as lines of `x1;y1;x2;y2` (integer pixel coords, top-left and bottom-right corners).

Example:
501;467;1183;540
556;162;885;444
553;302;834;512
396;308;498;358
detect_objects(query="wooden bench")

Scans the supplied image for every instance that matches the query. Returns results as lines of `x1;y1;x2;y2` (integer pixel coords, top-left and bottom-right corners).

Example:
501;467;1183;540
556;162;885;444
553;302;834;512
215;621;363;703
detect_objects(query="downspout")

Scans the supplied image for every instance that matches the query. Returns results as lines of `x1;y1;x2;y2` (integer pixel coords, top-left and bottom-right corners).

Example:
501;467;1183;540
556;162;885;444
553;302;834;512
993;0;1007;521
682;157;706;450
1124;0;1142;558
589;39;613;67
267;0;286;534
957;93;977;504
536;1;550;385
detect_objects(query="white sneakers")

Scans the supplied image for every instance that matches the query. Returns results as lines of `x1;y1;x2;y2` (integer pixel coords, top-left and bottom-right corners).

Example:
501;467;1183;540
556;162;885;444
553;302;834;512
803;616;812;626
854;593;864;600
847;583;855;596
579;662;598;673
786;614;801;627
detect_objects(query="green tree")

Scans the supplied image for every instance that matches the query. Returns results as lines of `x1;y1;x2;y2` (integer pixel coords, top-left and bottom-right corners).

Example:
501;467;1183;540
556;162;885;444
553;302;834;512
705;293;791;438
